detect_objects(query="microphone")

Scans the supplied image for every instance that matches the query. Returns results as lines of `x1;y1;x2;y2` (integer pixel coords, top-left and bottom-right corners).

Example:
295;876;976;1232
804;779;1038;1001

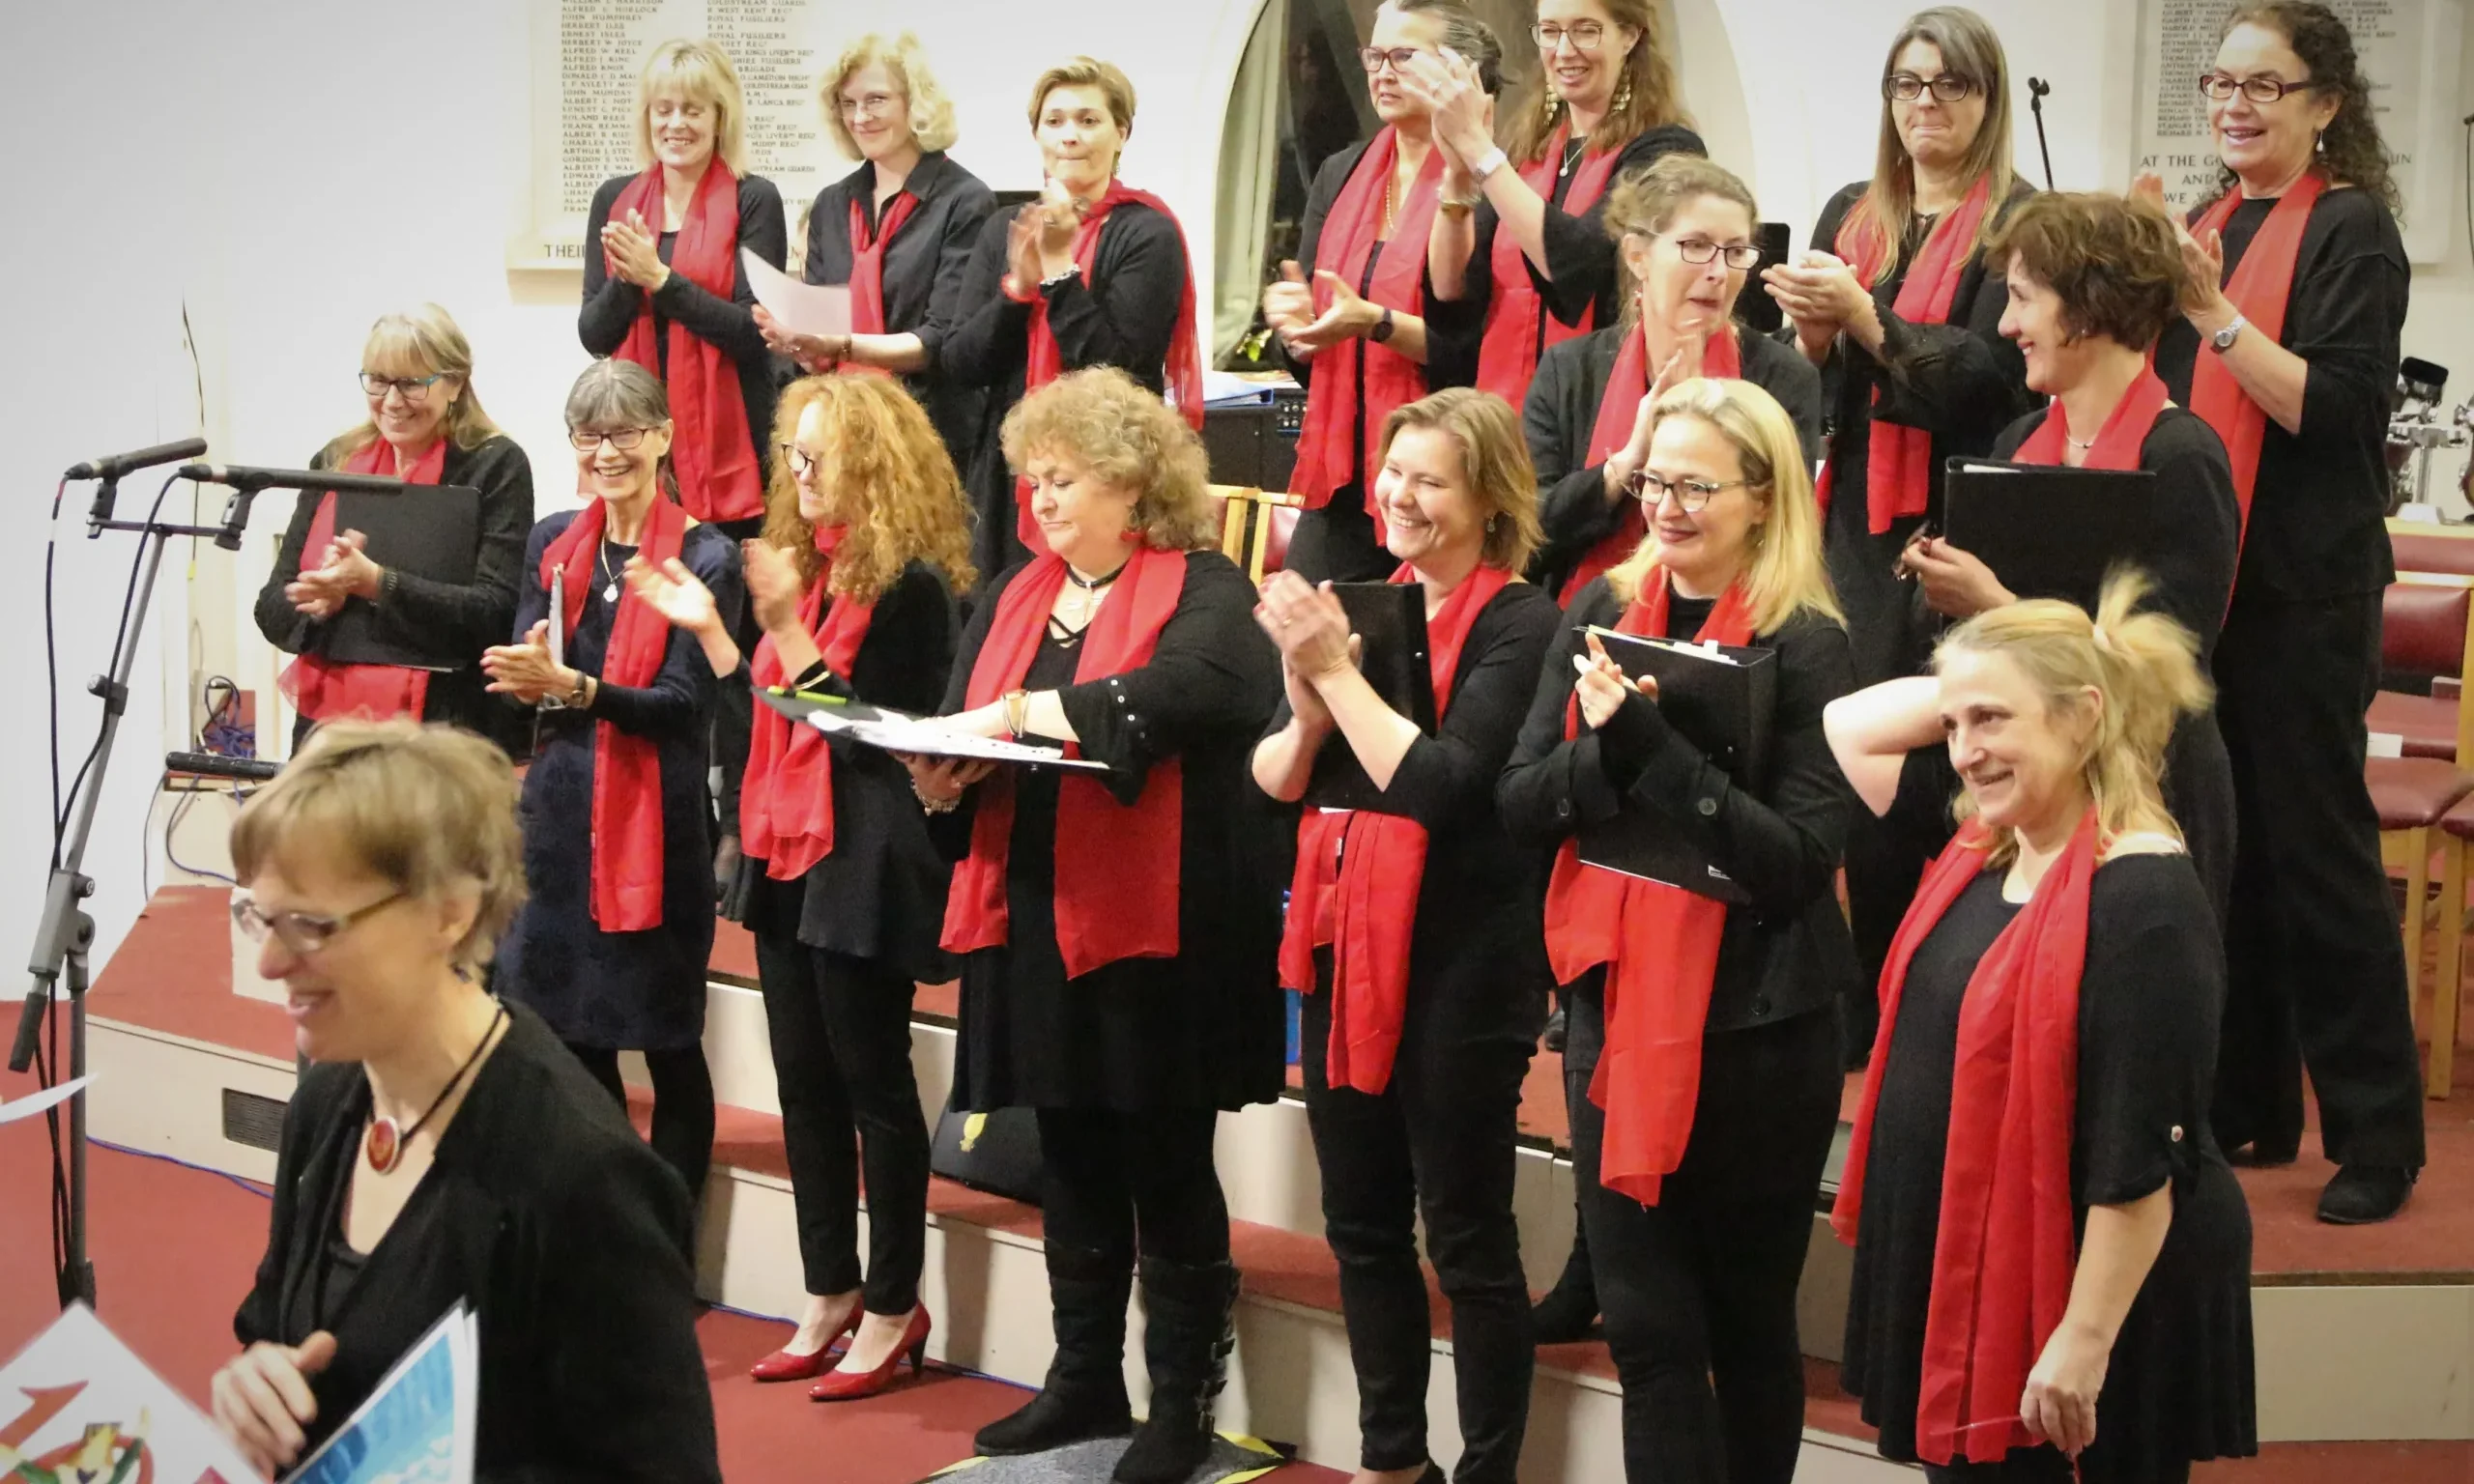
64;438;209;482
176;464;410;496
165;751;281;783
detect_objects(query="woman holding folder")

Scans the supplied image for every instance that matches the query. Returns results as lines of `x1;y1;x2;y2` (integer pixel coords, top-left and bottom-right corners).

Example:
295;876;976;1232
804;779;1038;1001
625;374;974;1399
1252;388;1559;1484
1498;377;1854;1484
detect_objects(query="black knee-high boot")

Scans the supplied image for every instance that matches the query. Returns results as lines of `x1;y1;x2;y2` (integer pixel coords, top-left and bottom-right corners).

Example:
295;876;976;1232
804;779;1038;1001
975;1242;1136;1455
1113;1257;1240;1484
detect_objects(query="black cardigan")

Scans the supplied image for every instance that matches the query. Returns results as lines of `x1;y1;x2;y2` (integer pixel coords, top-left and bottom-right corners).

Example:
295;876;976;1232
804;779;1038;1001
252;435;536;745
1523;326;1825;596
234;1003;719;1482
579;173;789;488
1497;579;1859;1038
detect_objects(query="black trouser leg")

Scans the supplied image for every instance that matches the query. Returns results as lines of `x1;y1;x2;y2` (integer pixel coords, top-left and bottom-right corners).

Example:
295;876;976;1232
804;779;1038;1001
643;1043;715;1205
1284;493;1395;585
2213;591;2427;1168
567;1042;628;1106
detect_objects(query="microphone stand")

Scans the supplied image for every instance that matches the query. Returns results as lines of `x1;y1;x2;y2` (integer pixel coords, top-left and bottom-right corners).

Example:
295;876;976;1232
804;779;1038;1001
2028;78;2056;189
8;473;260;1310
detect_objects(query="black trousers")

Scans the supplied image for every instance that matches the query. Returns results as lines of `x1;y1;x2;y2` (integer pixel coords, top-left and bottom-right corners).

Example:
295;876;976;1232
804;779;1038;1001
1572;1007;1839;1484
1035;1106;1230;1267
569;1042;715;1215
1923;1450;2187;1484
749;931;930;1313
1300;992;1535;1483
1840;810;1926;1066
2213;589;2427;1167
1284;491;1395;585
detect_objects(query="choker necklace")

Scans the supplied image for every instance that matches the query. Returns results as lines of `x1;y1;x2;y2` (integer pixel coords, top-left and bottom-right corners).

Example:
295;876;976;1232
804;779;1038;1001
1065;562;1125;591
365;1001;506;1174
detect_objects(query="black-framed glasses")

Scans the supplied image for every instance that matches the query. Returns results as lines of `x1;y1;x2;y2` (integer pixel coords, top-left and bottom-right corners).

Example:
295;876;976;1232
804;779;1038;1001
570;427;651;451
1884;71;1977;102
1626;471;1755;512
233;890;405;957
1532;20;1606;51
360;372;445;398
1665;236;1764;271
777;442;825;477
2199;71;2319;103
1359;45;1422;73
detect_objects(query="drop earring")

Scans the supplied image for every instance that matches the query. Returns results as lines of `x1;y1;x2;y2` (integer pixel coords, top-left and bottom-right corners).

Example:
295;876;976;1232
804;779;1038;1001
1612;73;1634;114
2316;129;2326;155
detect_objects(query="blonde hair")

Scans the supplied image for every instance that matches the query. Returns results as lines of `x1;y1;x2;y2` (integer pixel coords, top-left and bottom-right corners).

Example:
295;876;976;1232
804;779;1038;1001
1841;7;2018;282
635;39;749;174
1026;57;1138;137
1505;0;1693;163
1602;155;1761;326
231;722;526;974
323;305;503;466
762;375;977;602
1607;378;1842;634
820;33;960;158
1377;388;1542;573
1935;570;2212;868
1001;367;1216;553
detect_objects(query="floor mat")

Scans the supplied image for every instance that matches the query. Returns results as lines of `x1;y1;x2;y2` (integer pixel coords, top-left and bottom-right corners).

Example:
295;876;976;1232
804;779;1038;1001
918;1434;1288;1484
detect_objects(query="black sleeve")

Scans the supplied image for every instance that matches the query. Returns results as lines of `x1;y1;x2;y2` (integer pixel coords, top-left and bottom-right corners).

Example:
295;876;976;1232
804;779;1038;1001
1498;585;1623;843
1534;126;1706;325
589;531;739;742
1278;149;1363;389
937;211;1030;388
510;519;554;642
916;180;1000;365
1869;191;2036;439
2135;415;2239;656
1748;336;1827;468
251;450;331;655
1527;345;1624;576
1590;612;1857;909
847;565;958;715
2292;199;2409;444
1421;203;1491;391
1042;208;1186;382
1797;185;1867;417
234;1070;343;1346
647;177;786;361
2077;859;2221;1206
579;177;643;357
1376;586;1564;832
1881;745;1960;864
368;441;536;661
1054;556;1281;807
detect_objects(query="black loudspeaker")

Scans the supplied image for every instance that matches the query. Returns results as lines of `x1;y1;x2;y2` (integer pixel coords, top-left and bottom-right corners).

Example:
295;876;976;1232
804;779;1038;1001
1203;391;1307;492
930;1103;1045;1205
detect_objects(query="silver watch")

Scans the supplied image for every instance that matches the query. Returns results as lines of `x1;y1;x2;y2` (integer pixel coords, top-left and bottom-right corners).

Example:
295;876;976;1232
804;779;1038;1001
2210;313;2248;353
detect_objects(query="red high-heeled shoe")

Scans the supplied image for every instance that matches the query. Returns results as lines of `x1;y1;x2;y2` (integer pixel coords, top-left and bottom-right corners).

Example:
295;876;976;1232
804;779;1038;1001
749;1306;862;1383
809;1306;933;1402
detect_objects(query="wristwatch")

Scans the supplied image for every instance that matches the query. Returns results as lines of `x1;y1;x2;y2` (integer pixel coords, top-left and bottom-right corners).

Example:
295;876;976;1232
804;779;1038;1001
2210;312;2248;353
1470;145;1510;182
1369;307;1396;345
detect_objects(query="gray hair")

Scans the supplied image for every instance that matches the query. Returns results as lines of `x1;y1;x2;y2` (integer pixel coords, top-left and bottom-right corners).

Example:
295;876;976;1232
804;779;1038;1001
1388;0;1505;94
564;359;678;500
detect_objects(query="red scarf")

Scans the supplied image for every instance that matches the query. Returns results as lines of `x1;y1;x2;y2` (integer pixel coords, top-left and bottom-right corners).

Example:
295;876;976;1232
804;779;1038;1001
1816;175;1994;535
1014;185;1208;550
608;161;763;524
1541;572;1754;1203
1476;122;1624;403
2187;173;2324;551
1561;324;1743;603
1288;130;1446;519
2011;366;2172;472
740;527;878;880
1279;561;1511;1094
278;437;447;724
540;496;689;931
1833;813;2096;1466
939;545;1190;978
847;190;920;345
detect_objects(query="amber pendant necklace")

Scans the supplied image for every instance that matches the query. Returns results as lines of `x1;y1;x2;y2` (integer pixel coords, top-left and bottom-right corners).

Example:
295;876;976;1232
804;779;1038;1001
365;1001;505;1174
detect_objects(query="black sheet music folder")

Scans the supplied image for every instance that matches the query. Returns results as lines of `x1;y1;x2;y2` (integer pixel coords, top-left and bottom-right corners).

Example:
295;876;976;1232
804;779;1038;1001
1302;583;1436;813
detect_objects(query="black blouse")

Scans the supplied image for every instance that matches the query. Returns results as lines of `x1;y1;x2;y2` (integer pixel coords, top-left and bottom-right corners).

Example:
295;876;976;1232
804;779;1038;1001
235;1003;720;1482
1523;326;1826;596
1499;579;1859;1041
2154;186;2407;601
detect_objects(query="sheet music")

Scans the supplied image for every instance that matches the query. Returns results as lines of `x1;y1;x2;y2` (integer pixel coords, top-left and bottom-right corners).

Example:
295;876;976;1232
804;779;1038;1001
797;704;1110;771
742;250;852;338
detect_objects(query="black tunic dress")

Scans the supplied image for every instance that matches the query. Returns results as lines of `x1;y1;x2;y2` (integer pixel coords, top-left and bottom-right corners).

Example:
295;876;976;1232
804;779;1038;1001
933;552;1286;1110
1842;848;2257;1477
496;515;742;1051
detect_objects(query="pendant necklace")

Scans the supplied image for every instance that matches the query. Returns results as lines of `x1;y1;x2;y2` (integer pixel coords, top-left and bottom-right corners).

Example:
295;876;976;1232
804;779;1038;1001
599;541;622;605
364;1001;506;1175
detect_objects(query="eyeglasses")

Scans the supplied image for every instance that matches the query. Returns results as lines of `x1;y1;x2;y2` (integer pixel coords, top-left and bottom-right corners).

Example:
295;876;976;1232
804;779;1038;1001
570;427;651;451
1626;471;1755;512
838;91;901;119
2199;71;2319;103
1883;71;1977;102
1665;236;1764;271
233;890;405;957
1359;45;1423;73
777;442;826;477
1532;21;1606;50
360;373;445;399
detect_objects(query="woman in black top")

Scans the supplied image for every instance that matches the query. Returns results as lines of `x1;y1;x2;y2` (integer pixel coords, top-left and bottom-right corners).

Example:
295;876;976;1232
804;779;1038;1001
1500;378;1854;1484
215;721;717;1483
1898;191;2239;926
1826;576;2255;1484
630;373;973;1401
483;360;742;1218
758;33;995;467
255;305;533;750
2143;1;2424;1222
1760;6;2035;1060
1254;389;1560;1484
905;368;1282;1484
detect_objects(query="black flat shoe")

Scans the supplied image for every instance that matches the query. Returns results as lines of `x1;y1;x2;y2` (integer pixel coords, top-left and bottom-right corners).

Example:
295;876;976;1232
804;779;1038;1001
2316;1164;2417;1224
1541;1009;1568;1055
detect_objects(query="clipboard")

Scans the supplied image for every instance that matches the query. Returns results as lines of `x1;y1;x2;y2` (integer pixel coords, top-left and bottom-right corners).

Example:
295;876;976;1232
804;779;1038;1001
1941;458;2161;611
758;688;1111;772
308;483;483;670
1303;583;1435;812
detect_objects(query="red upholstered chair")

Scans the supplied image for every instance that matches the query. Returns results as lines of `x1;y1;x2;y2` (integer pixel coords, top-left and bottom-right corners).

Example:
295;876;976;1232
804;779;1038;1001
2388;520;2474;581
2429;801;2473;1098
2367;564;2474;763
1212;484;1305;585
2369;575;2474;1090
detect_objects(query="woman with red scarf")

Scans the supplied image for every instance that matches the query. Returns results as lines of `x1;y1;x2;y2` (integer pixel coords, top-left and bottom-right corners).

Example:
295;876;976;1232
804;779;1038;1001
1823;576;2256;1484
759;33;995;468
483;359;743;1221
628;374;975;1400
254;305;534;749
1760;6;2035;1064
906;369;1280;1484
2143;2;2424;1224
939;59;1205;592
1252;389;1559;1484
1499;378;1852;1484
1263;0;1501;587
